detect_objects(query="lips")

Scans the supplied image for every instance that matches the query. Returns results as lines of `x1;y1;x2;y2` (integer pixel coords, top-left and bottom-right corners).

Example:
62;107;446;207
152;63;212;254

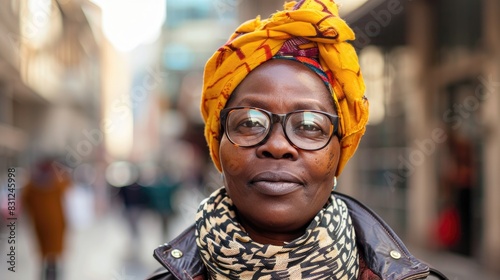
250;171;303;196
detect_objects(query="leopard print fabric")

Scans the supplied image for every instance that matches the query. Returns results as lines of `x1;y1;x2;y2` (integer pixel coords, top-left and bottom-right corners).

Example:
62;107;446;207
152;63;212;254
195;188;359;280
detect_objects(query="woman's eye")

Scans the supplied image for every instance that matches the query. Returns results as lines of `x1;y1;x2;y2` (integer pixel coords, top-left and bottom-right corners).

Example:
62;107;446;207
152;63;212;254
240;119;264;128
292;122;328;139
297;123;322;132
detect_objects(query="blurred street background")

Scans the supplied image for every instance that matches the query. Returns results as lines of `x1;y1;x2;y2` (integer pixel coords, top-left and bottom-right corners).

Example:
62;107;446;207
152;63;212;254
1;0;500;279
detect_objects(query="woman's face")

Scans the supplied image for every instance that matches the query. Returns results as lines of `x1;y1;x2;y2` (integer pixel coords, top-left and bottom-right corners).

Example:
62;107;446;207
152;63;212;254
219;59;341;244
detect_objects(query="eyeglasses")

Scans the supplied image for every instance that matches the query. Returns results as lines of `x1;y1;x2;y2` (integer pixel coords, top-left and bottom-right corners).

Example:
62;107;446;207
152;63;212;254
220;107;338;150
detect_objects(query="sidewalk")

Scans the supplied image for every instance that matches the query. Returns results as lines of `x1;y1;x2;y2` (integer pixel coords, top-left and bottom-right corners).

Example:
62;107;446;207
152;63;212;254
0;186;201;280
1;208;160;280
410;246;500;280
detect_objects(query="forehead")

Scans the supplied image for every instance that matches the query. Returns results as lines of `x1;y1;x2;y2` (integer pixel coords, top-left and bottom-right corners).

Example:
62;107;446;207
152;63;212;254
227;59;336;113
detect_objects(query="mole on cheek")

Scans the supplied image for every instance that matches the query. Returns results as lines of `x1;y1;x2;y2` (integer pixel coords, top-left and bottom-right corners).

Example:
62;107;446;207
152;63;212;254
326;159;335;170
224;157;245;177
325;152;337;170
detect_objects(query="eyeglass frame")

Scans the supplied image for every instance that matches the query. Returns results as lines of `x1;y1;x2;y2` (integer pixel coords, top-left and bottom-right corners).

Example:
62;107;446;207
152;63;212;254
219;106;339;151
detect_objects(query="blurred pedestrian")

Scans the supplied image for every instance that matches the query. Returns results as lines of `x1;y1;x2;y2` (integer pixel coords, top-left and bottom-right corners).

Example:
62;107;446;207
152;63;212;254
143;171;181;239
439;133;476;255
22;157;72;280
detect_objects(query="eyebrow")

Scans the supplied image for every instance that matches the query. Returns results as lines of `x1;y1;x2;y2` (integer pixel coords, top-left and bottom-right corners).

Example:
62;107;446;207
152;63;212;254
232;98;268;109
233;97;336;114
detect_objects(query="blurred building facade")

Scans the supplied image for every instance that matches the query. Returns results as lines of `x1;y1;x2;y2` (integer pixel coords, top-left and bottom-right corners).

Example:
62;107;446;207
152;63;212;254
344;0;500;272
0;0;102;175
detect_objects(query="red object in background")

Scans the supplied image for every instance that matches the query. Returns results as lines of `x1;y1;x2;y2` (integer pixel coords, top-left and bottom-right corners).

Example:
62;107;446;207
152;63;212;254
436;206;461;247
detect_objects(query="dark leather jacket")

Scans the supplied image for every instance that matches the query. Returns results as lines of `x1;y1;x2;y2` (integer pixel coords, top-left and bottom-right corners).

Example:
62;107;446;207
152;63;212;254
146;193;448;280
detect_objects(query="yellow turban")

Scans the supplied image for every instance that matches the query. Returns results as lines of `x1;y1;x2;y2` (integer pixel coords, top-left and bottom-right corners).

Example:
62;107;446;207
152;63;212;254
201;0;369;176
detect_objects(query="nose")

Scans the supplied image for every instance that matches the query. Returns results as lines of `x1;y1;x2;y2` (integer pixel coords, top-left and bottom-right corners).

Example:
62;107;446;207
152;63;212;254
256;123;299;160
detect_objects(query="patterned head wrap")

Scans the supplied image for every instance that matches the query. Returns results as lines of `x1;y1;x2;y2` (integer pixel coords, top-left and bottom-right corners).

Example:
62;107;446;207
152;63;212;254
201;0;369;176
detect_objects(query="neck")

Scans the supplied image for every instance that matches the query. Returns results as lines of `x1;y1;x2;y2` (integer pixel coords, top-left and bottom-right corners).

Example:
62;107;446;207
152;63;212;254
238;216;307;245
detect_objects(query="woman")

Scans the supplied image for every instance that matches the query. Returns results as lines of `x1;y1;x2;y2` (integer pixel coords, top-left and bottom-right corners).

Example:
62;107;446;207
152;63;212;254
22;157;71;280
147;0;448;279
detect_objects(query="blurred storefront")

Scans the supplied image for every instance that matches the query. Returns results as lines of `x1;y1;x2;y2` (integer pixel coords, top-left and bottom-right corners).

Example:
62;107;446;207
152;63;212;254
341;0;500;272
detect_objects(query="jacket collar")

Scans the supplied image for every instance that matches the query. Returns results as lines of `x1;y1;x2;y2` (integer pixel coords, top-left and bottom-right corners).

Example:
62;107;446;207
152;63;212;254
153;192;431;280
154;224;205;280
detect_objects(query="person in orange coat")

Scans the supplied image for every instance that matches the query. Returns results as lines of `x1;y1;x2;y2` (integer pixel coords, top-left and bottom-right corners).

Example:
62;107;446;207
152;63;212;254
22;157;72;280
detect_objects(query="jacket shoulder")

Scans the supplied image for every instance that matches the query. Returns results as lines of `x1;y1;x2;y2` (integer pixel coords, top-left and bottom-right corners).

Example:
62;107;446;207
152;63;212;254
147;224;206;280
335;192;448;280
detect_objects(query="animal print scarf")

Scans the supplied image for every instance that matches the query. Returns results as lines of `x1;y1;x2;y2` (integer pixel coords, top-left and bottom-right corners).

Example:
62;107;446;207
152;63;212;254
195;188;359;279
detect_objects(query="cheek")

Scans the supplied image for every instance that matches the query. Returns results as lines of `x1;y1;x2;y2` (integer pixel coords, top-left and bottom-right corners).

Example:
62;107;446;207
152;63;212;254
219;139;247;178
